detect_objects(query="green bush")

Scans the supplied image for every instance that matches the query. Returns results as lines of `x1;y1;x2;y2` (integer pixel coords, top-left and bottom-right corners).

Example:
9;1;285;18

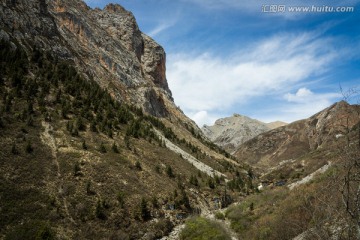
215;211;225;220
180;217;231;240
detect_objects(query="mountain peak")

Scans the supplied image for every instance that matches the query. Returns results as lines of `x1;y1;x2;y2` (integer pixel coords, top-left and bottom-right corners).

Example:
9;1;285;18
202;114;272;153
104;3;128;13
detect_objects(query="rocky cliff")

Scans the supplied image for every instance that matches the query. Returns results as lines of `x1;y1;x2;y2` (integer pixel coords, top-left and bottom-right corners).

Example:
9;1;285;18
202;114;286;154
0;0;180;118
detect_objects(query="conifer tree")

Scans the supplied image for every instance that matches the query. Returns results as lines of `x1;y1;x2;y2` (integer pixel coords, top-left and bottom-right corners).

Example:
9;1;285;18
139;198;150;221
111;142;119;153
82;140;88;150
99;142;106;153
25;140;33;154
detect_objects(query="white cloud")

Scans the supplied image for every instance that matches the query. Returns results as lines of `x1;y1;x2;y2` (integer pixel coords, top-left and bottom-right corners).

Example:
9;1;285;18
167;32;345;126
284;87;314;103
250;88;341;123
190;111;219;127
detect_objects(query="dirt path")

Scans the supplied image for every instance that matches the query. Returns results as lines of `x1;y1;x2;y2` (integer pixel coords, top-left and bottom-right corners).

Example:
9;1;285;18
40;121;75;224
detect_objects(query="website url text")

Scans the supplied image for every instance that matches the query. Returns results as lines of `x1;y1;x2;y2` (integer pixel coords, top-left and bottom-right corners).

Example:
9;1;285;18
261;5;355;13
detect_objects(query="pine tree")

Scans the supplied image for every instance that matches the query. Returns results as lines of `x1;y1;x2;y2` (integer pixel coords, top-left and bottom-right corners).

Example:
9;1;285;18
190;175;199;186
25;140;33;154
74;161;81;176
96;200;107;220
166;165;174;178
76;116;86;131
117;192;125;208
90;120;97;132
151;196;159;209
0;72;3;86
11;142;19;155
155;165;161;174
124;135;131;149
0;117;4;128
99;142;106;153
135;161;142;171
26;116;34;127
139;198;150;221
82;140;88;150
208;178;215;189
111;142;119;153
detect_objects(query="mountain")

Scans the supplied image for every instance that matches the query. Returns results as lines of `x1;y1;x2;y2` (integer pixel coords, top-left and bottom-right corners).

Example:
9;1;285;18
225;101;360;239
234;101;360;173
202;114;286;154
0;0;187;120
0;1;249;239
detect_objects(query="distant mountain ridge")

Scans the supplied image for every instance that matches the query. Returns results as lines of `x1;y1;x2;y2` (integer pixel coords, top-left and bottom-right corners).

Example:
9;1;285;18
202;114;287;153
234;101;360;171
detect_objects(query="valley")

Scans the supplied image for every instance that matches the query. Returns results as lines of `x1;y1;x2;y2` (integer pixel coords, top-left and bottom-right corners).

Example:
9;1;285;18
0;0;359;239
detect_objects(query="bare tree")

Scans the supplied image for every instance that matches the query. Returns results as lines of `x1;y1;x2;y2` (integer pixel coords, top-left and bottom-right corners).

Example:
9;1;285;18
340;86;360;239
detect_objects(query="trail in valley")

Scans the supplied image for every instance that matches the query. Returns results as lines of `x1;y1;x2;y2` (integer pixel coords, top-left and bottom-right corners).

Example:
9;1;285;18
41;121;75;224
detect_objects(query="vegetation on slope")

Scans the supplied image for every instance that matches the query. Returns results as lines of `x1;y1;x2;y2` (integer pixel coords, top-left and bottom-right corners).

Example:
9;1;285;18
180;217;231;240
0;38;252;239
225;145;360;239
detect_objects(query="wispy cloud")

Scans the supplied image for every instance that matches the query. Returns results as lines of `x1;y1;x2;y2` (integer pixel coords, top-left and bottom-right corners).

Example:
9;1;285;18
148;23;171;37
167;31;346;126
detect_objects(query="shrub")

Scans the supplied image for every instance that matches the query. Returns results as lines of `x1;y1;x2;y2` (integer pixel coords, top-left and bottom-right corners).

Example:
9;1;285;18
25;140;34;153
166;165;174;178
112;142;119;153
215;211;225;220
135;161;142;170
99;142;106;153
117;192;125;208
11;142;19;155
82;140;88;150
139;198;150;221
180;217;231;240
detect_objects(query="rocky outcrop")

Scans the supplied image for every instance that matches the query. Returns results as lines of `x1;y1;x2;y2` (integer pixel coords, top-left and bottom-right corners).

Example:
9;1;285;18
202;114;286;154
234;101;360;170
0;0;173;117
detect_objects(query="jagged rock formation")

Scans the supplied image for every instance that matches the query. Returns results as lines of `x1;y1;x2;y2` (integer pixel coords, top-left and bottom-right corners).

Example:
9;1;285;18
234;101;360;171
0;0;178;118
202;114;286;154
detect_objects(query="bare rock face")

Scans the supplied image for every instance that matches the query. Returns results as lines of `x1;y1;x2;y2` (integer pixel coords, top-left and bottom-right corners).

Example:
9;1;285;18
0;0;172;117
202;114;285;154
234;101;360;170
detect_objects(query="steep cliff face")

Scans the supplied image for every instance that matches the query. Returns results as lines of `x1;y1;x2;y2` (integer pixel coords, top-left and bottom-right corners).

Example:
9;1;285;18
0;0;173;117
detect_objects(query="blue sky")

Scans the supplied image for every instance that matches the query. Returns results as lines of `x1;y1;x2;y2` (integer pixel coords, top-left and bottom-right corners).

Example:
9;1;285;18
84;0;360;126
